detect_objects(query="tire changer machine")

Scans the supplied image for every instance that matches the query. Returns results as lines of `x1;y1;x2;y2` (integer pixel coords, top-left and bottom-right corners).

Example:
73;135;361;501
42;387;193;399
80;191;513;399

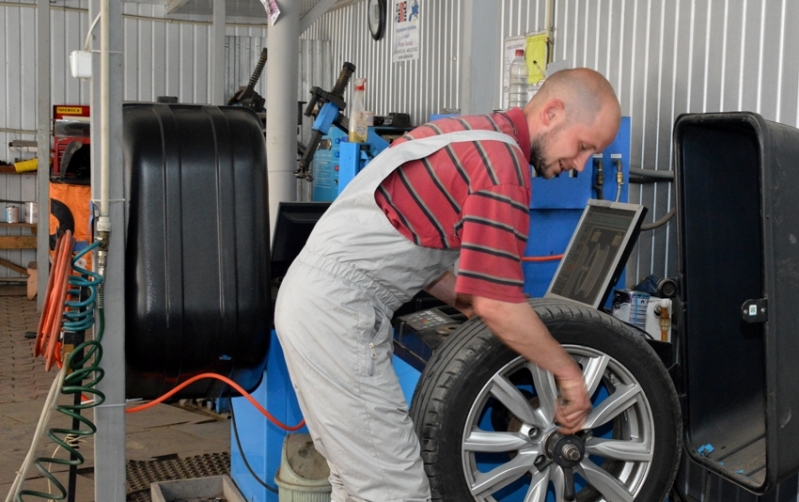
113;62;799;502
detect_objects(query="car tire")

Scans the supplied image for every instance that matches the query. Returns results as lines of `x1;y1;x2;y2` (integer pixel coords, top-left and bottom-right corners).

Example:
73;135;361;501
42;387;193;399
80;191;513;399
410;298;682;502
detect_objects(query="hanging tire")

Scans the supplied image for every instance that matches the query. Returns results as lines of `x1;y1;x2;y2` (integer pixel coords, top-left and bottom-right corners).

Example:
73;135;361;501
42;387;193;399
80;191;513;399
410;298;682;502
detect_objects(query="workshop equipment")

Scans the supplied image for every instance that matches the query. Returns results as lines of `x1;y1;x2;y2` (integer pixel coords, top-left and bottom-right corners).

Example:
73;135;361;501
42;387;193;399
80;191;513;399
51;105;91;183
122;103;270;400
674;112;799;496
227;48;267;112
524;117;631;302
296;62;356;180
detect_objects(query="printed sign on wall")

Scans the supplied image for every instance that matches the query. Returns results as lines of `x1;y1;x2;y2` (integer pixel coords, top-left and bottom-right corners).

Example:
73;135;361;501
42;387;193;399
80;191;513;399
392;0;420;63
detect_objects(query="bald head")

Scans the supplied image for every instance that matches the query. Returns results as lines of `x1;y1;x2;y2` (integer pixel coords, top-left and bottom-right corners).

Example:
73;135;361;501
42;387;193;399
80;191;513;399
527;68;620;129
522;68;622;178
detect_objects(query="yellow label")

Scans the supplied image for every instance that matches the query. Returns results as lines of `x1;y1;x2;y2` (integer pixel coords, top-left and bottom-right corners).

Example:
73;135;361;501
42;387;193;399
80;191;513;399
56;107;84;115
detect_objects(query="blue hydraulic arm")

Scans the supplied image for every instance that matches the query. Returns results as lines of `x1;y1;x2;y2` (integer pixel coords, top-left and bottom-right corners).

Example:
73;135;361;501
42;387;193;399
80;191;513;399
297;62;356;181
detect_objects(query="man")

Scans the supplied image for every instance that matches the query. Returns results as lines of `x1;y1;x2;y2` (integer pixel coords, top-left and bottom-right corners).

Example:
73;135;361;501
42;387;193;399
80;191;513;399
275;67;622;502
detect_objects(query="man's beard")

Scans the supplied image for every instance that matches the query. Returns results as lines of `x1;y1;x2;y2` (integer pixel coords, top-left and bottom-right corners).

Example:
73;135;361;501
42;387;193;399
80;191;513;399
529;135;550;178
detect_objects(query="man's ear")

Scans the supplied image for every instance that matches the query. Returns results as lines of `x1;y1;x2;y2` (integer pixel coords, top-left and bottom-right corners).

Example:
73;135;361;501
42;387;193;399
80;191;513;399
541;99;565;127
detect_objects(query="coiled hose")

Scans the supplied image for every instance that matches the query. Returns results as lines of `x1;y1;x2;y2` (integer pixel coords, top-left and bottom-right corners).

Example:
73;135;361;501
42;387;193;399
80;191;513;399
13;237;105;502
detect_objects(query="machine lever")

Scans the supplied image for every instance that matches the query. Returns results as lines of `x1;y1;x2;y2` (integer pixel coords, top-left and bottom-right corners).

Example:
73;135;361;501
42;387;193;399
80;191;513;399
297;62;357;179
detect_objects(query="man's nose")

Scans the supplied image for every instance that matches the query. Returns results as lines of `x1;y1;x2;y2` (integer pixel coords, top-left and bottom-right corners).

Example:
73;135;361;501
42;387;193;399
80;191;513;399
572;152;592;172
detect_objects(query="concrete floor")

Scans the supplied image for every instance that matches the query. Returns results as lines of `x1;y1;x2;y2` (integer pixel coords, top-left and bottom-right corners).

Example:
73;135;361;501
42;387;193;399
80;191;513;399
0;285;232;502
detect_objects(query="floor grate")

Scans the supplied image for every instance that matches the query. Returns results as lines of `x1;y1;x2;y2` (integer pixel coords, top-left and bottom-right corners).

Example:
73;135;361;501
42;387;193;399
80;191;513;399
126;452;231;502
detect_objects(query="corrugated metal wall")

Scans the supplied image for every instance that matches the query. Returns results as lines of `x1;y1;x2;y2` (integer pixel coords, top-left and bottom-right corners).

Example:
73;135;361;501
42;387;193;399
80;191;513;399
4;0;799;285
303;0;799;291
547;0;799;288
0;0;268;279
302;0;463;125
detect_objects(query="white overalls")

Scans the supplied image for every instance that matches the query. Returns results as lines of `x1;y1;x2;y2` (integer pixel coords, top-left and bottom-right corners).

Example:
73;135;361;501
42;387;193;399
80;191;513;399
274;130;521;502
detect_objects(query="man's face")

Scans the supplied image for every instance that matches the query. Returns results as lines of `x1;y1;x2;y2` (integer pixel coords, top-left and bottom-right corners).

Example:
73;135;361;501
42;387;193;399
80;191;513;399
530;107;619;179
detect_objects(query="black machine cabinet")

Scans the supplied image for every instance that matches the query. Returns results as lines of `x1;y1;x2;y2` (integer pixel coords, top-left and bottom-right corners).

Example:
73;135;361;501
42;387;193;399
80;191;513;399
123;104;271;400
675;112;799;494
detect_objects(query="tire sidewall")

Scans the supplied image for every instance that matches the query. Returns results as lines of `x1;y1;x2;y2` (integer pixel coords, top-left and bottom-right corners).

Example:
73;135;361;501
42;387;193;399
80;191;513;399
412;301;682;502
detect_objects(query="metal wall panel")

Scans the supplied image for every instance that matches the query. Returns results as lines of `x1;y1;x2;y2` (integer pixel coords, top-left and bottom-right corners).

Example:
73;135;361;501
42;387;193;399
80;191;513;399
1;1;270;279
500;0;799;291
1;1;39;279
302;0;463;126
4;0;799;284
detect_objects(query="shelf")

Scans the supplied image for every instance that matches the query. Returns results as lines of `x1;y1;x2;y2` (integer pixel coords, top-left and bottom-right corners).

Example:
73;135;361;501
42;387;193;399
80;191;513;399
0;165;36;174
0;223;37;231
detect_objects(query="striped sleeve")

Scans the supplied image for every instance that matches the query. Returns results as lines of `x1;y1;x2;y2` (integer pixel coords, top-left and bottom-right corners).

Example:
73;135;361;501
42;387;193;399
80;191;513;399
455;185;530;303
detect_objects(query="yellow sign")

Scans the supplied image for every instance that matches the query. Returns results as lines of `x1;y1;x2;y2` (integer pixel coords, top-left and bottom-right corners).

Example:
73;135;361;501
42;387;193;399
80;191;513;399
55;107;84;115
525;33;549;84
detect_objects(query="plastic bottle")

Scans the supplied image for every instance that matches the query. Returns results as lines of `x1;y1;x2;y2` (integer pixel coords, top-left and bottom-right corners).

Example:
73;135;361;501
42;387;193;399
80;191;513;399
349;78;372;143
508;49;529;109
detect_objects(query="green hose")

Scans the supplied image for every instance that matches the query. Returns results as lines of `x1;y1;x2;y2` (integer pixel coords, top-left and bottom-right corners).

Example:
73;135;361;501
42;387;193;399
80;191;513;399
17;241;105;502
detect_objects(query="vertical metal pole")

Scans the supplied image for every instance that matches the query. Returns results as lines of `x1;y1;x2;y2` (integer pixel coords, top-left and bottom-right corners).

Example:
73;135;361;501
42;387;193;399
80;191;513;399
90;0;126;500
459;0;500;115
211;0;226;105
36;0;50;309
266;1;300;238
64;330;85;502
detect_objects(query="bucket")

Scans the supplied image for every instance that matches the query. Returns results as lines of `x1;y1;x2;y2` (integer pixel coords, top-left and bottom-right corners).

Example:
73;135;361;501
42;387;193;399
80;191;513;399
24;202;38;224
5;205;19;223
274;433;331;502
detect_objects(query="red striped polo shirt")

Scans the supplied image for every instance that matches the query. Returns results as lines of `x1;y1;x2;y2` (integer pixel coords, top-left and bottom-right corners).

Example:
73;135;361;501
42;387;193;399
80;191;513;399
375;109;532;303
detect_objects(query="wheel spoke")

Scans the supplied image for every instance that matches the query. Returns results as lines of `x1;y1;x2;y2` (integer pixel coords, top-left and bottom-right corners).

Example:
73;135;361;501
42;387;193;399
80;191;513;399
489;373;538;425
584;437;653;462
522;468;551;502
469;451;537;498
527;362;558;427
582;353;611;397
577;457;635;502
463;430;534;453
583;383;641;429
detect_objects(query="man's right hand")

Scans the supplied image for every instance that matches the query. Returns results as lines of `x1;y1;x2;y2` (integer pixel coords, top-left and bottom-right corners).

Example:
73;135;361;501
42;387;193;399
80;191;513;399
554;374;591;434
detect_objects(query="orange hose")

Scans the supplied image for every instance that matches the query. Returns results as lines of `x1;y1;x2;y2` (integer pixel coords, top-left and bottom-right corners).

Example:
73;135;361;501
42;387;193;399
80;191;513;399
125;372;306;432
521;254;563;262
34;230;75;371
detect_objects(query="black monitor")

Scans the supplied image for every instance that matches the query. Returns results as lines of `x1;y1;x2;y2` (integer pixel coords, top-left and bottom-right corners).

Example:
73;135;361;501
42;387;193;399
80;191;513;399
545;199;647;308
271;201;331;279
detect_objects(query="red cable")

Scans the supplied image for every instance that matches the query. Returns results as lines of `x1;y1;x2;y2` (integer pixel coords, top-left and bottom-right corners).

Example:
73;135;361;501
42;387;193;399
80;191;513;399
521;254;563;262
125;372;306;432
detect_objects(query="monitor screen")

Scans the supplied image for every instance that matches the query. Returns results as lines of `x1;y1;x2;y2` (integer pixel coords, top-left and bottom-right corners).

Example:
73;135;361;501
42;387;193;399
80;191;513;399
271;201;331;279
545;199;647;308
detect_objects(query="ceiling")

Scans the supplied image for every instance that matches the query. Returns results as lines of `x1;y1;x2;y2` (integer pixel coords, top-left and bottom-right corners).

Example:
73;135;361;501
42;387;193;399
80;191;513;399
162;0;349;23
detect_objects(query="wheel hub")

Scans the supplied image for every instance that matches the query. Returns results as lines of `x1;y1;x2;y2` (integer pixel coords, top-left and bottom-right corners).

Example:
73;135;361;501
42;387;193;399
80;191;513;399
546;433;585;468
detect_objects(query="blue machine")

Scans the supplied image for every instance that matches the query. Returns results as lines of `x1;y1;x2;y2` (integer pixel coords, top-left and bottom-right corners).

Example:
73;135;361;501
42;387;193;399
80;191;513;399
232;117;633;501
524;116;632;300
312;127;390;201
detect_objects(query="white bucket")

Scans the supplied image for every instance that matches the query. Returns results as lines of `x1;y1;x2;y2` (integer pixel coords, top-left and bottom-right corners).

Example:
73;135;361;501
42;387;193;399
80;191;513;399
274;433;331;502
24;202;38;224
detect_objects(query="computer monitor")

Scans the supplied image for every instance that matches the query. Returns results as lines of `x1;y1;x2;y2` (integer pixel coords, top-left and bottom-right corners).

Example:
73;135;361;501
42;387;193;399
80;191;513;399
271;201;331;279
545;199;647;309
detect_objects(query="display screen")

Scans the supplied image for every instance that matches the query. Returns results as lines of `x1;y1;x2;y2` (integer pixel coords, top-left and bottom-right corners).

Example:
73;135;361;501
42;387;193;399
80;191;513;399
271;201;331;279
546;201;645;308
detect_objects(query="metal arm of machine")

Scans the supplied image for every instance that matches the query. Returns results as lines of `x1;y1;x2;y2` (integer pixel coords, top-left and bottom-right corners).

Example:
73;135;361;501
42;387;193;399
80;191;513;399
297;62;356;180
227;48;268;111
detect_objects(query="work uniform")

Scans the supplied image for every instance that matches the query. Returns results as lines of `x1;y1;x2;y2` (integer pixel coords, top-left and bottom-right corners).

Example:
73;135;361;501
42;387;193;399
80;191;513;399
274;113;530;502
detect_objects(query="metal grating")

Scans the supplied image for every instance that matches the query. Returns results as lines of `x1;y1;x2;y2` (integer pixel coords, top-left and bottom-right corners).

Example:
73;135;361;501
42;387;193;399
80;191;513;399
126;452;231;502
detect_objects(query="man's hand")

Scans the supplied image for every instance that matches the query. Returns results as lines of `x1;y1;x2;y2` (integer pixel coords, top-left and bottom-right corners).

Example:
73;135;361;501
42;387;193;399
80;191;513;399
470;296;593;434
555;375;591;434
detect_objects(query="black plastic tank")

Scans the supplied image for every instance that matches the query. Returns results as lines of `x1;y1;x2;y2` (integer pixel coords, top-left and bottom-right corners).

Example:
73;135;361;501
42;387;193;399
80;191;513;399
123;104;270;400
675;112;799;494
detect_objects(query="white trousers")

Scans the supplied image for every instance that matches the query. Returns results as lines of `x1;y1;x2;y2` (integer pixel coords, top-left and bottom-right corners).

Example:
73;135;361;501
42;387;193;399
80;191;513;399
274;257;432;502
